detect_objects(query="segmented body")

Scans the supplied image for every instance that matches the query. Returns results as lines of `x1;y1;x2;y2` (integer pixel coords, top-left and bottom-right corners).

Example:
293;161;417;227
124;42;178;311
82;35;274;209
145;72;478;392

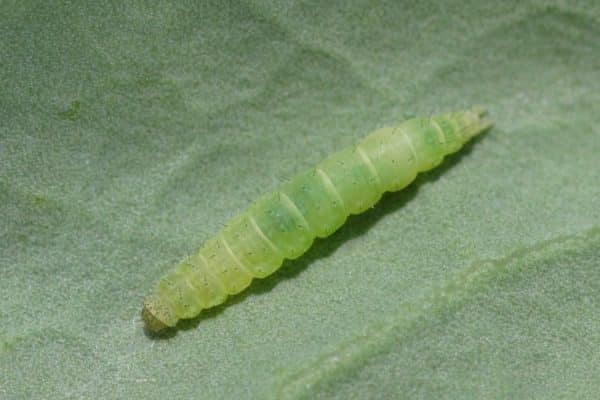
143;108;492;331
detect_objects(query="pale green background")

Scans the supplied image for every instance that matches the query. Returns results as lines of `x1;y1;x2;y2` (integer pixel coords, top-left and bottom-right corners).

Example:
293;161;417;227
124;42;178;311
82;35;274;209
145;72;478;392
1;1;599;399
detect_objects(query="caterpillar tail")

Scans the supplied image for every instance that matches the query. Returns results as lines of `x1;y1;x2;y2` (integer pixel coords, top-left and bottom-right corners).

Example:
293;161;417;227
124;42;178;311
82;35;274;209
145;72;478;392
463;106;493;141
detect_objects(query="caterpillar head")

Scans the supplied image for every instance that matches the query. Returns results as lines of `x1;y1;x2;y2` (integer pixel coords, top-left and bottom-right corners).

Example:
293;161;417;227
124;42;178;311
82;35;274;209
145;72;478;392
142;294;178;332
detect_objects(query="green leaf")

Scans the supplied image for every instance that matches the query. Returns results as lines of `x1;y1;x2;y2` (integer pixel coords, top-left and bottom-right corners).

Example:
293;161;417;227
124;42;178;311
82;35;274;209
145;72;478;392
1;1;598;398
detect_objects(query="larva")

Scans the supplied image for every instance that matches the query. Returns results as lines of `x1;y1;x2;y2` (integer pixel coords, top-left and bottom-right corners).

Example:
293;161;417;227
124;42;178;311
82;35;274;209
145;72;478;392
142;107;493;331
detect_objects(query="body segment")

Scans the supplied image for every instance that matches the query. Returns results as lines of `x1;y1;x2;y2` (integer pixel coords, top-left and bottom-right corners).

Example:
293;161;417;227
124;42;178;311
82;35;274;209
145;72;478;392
143;108;493;330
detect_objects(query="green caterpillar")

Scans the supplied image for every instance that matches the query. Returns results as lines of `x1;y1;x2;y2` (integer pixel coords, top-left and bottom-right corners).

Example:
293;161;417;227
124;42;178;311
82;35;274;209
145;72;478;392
143;108;493;331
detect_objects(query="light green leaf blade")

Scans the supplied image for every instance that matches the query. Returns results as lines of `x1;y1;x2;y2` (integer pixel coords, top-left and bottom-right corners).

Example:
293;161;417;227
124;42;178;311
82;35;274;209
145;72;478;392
1;1;598;399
